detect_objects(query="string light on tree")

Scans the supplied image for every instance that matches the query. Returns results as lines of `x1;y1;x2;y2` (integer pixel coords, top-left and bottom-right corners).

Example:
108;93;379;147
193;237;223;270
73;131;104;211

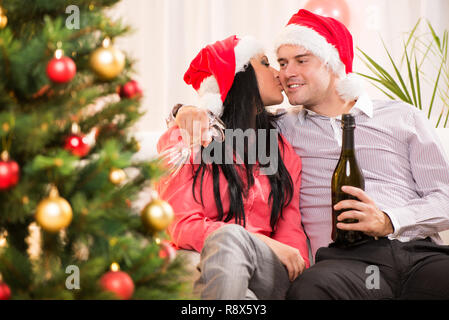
26;223;42;261
0;6;7;29
0;230;7;248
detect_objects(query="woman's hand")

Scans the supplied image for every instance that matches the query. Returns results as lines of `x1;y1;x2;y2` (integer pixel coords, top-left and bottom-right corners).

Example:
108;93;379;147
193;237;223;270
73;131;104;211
175;106;211;147
252;233;305;282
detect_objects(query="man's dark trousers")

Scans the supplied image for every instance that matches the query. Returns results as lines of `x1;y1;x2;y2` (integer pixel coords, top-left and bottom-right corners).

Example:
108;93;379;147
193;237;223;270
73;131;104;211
287;238;449;299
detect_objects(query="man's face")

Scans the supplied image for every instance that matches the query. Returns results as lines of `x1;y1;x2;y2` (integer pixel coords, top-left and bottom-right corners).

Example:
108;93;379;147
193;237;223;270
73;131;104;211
277;44;335;107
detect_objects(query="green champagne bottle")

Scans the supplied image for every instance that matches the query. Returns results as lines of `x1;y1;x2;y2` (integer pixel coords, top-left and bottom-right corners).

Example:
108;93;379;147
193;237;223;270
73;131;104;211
331;114;371;247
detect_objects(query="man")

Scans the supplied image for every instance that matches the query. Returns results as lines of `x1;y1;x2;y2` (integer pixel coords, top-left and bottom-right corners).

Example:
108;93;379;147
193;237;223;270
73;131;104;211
170;9;449;299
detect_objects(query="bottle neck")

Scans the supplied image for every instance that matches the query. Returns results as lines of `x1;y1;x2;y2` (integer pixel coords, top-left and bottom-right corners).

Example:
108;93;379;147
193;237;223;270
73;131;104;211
341;127;355;156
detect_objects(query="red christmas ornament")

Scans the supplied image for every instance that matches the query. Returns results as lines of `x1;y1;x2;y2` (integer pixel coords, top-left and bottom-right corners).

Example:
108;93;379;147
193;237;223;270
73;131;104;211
119;80;143;99
0;282;11;300
64;123;90;157
64;134;90;157
46;49;77;84
100;265;134;300
0;151;20;190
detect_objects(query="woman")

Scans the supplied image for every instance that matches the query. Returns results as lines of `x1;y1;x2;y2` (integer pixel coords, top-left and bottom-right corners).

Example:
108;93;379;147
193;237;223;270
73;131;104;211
156;35;309;299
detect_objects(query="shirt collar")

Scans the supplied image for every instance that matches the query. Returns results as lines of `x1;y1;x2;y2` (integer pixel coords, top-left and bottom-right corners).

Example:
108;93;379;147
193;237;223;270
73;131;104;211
297;93;373;125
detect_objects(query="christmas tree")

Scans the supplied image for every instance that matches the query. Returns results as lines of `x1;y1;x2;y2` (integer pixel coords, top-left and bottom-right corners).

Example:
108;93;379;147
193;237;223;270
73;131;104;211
0;0;189;300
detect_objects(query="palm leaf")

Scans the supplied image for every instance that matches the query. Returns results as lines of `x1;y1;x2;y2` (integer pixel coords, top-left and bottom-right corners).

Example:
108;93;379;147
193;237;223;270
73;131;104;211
414;57;422;110
357;48;410;102
357;47;397;84
436;108;444;128
404;44;417;107
427;20;442;50
370;83;397;100
402;18;422;65
358;19;448;127
381;39;413;103
406;18;422;48
429;64;443;118
357;71;409;101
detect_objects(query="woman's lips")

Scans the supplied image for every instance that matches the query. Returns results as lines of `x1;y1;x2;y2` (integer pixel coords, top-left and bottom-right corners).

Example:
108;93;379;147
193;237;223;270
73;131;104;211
276;81;284;91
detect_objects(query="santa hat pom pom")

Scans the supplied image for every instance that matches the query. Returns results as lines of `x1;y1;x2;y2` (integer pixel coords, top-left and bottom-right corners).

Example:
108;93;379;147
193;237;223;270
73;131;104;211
199;93;223;117
336;73;365;101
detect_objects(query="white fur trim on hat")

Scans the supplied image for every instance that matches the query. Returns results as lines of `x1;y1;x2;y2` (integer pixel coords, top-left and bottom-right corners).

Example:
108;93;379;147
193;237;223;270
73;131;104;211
274;24;365;101
197;76;223;117
198;92;223;117
336;73;365;102
274;24;346;78
234;36;265;74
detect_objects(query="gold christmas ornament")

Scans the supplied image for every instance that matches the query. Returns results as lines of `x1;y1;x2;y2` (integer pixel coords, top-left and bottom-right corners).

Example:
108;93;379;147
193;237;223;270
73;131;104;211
141;199;174;233
35;186;73;233
89;38;125;80
109;168;127;185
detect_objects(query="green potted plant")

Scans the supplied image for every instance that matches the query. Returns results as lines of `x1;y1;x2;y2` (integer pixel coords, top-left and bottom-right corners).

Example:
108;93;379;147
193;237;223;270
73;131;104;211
358;19;449;244
357;19;448;128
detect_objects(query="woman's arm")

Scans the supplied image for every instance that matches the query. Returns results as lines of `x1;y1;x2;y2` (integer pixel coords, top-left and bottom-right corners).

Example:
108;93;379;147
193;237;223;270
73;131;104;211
155;126;226;252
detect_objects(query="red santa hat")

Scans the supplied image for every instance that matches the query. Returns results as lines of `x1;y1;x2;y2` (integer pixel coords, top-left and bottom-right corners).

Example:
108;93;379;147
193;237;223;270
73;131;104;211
274;9;364;101
184;35;264;117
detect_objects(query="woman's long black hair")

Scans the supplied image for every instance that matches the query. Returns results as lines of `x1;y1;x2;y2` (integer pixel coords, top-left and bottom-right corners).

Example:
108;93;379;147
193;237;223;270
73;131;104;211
192;63;294;235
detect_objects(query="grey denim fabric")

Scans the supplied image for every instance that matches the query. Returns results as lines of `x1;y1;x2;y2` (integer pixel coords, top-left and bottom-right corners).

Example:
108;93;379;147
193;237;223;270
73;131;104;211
193;224;291;300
